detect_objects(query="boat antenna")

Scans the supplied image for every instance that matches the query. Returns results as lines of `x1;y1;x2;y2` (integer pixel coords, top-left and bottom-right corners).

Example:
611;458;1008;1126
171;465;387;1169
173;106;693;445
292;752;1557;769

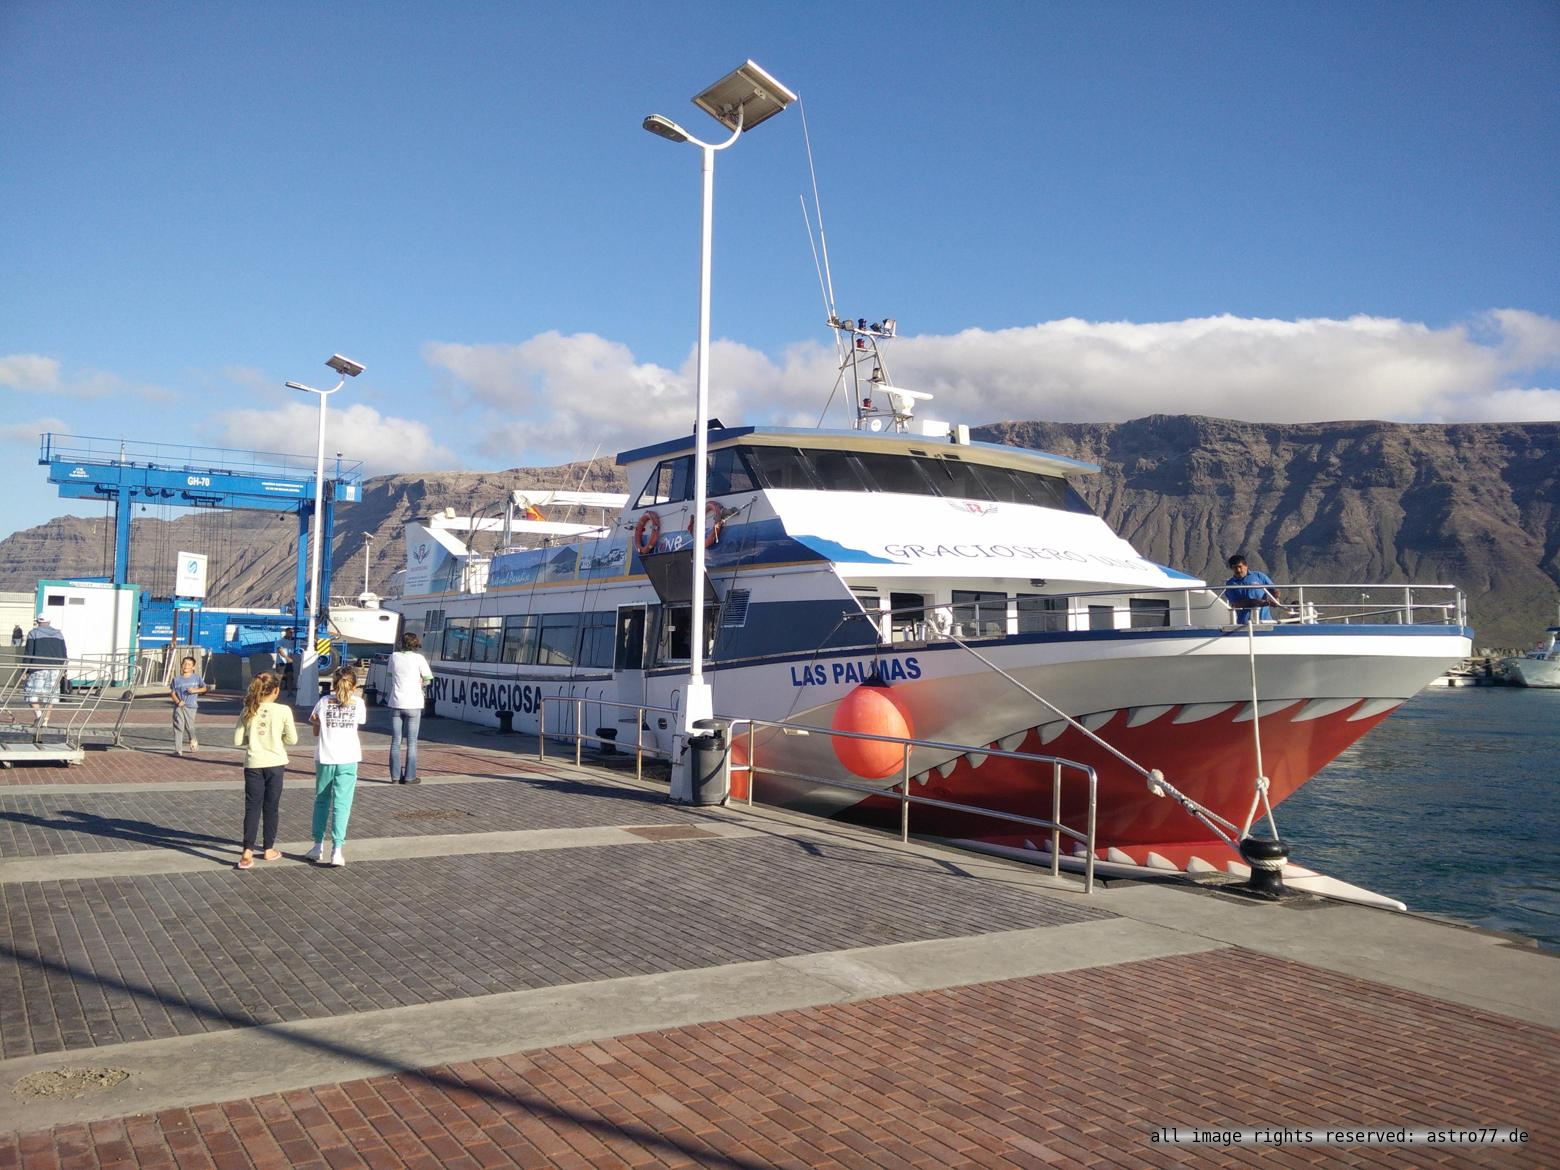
799;98;839;329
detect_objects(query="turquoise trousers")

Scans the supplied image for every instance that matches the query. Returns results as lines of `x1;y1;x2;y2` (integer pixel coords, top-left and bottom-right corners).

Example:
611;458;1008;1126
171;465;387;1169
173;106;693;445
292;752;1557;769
312;763;358;846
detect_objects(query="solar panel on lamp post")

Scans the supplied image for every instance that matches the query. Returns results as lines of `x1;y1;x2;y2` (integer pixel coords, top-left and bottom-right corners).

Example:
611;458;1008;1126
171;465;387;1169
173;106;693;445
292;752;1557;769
284;353;363;706
642;62;796;734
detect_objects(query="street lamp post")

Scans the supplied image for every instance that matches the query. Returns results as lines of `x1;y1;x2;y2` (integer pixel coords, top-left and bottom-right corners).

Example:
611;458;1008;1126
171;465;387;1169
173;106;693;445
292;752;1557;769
361;532;375;599
285;353;364;705
643;61;796;733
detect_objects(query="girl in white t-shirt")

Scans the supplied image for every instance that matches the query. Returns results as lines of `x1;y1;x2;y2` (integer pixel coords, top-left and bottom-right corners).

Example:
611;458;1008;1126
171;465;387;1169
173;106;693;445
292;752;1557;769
307;667;368;867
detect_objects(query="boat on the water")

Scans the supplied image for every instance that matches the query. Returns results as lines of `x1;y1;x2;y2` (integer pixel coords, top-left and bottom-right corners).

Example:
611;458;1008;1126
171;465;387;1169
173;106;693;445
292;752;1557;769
1503;609;1560;688
377;322;1472;898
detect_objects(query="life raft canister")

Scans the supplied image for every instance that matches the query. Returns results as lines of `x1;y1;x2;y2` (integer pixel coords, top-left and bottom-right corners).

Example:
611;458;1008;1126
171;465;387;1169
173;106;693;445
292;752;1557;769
633;510;662;555
687;500;724;547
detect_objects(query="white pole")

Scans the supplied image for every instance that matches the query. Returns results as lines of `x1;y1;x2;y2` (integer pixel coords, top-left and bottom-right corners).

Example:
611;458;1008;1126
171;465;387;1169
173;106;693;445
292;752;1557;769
297;390;329;705
362;533;374;597
685;141;717;733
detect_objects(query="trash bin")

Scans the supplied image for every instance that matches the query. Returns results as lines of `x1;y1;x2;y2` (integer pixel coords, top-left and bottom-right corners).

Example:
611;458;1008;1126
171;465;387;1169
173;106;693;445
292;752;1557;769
687;718;730;806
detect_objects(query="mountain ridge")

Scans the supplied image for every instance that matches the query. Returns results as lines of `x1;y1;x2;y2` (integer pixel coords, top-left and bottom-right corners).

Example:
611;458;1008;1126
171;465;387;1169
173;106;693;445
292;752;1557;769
2;415;1554;647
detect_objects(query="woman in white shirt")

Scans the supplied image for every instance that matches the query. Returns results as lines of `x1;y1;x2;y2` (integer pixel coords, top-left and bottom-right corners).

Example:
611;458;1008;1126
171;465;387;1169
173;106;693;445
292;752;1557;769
386;631;433;783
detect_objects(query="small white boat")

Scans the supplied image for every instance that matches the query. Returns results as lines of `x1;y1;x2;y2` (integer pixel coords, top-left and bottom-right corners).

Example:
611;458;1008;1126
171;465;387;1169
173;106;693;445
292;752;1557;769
327;593;400;648
1503;609;1560;688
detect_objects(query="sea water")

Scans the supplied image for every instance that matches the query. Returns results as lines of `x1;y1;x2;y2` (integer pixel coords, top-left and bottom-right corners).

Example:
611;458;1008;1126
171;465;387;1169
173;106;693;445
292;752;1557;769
1278;687;1560;950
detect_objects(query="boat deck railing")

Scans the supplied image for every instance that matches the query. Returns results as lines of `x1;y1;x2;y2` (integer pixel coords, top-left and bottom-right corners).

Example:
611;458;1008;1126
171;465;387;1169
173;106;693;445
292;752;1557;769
872;581;1467;645
538;696;1099;892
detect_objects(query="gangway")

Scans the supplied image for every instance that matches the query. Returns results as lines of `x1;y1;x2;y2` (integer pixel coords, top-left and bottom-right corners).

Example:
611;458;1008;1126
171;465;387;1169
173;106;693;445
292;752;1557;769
38;433;364;667
0;656;126;766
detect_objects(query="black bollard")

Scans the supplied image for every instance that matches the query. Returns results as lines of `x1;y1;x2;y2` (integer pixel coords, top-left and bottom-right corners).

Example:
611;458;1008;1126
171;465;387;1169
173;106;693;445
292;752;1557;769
1237;837;1290;899
596;727;618;754
495;710;514;733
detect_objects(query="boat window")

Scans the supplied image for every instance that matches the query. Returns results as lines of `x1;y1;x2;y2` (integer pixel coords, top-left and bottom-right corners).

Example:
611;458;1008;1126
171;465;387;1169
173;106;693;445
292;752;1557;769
952;590;1007;638
636;455;694;507
889;591;926;642
707;446;759;496
655;604;717;663
1129;598;1171;628
578;611;616;669
441;617;471;661
615;606;647;670
852;451;937;495
1016;594;1069;633
1088;604;1116;631
805;449;870;491
918;455;998;501
537;613;580;666
469;616;503;664
501;615;538;665
1012;471;1093;513
744;446;818;490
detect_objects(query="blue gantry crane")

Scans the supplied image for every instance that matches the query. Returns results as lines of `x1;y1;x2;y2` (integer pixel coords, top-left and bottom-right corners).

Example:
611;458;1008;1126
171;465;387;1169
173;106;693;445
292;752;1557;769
38;434;363;660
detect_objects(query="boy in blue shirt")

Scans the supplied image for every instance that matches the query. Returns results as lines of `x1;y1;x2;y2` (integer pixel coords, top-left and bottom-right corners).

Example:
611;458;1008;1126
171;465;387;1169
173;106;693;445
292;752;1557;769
170;656;210;755
1223;554;1284;624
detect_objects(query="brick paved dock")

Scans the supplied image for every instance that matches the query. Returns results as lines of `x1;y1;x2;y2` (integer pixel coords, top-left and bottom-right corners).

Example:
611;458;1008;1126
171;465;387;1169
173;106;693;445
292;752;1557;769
1;694;1555;1167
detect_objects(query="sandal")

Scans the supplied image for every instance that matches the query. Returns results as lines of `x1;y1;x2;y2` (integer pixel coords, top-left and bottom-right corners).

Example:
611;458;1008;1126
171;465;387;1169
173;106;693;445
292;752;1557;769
235;855;254;870
262;849;282;862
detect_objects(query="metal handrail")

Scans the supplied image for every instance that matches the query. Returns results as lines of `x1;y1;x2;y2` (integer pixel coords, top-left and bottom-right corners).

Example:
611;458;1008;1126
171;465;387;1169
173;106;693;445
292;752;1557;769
723;716;1099;893
536;696;1099;891
538;695;680;781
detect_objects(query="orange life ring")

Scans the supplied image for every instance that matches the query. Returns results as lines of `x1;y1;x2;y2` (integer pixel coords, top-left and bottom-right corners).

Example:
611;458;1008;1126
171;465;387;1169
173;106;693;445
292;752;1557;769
633;510;662;555
687;500;723;547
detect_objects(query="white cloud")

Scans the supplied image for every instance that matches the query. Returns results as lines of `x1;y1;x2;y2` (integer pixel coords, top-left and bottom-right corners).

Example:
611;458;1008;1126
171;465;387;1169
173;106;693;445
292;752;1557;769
0;354;62;392
208;402;458;475
0;416;70;443
424;311;1560;464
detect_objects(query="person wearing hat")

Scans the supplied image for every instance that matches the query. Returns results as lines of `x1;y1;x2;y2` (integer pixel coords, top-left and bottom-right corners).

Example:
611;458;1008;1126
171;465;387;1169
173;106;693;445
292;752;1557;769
1222;554;1284;624
22;615;69;740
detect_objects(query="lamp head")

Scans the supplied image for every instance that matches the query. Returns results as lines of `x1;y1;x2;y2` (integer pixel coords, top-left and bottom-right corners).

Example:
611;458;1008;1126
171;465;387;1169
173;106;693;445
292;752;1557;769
642;114;691;143
326;354;365;378
284;381;310;392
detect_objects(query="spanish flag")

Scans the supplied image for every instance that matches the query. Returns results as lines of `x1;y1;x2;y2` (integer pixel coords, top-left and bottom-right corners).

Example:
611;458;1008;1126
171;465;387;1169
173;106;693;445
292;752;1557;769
523;505;543;521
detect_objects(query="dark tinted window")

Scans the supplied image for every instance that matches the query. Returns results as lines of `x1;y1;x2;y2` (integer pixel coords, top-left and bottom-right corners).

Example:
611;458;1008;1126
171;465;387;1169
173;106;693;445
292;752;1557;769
708;447;759;496
501;615;538;665
952;590;1006;637
852;451;936;495
1129;598;1171;628
745;446;817;490
441;618;471;661
470;617;503;664
806;450;869;491
636;456;694;507
578;612;615;668
919;455;997;501
1016;595;1069;633
537;614;580;666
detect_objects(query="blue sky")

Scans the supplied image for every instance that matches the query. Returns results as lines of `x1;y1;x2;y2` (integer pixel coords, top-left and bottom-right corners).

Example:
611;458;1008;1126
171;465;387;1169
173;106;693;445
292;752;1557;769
3;0;1557;535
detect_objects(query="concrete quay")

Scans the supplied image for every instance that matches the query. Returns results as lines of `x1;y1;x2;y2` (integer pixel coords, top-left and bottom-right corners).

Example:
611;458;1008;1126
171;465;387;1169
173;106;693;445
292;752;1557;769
0;697;1554;1167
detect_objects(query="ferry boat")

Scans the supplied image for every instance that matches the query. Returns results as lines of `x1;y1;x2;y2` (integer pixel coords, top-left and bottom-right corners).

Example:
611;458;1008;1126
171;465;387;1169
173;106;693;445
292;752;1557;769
380;322;1473;891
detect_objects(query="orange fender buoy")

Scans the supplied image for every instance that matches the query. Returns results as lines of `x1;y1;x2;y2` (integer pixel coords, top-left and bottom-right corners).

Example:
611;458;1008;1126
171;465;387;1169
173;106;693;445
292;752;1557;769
831;684;914;779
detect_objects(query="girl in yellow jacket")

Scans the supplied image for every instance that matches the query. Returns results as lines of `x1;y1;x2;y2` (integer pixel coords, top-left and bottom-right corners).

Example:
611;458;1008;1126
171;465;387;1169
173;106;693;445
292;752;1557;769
232;672;298;870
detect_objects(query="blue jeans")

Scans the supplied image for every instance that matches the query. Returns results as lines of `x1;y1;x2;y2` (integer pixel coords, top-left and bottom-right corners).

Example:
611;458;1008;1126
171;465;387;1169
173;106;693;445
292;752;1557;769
389;708;422;780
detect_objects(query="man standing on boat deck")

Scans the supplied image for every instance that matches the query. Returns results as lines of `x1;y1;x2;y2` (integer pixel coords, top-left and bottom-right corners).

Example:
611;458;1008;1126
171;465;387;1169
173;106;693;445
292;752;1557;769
1223;554;1283;623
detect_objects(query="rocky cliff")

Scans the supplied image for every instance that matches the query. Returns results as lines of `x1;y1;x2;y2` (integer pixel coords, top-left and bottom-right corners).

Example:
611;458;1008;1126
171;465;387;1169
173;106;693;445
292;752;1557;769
2;418;1554;647
974;416;1558;648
